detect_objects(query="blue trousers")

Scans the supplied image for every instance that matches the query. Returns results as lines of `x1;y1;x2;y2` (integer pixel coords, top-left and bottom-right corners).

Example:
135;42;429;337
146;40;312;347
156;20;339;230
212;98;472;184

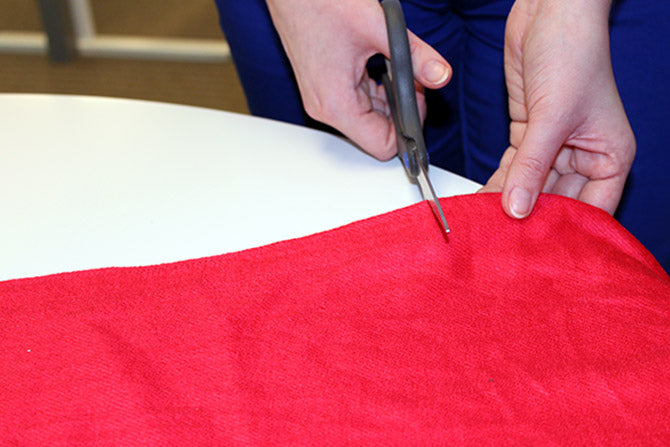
215;0;670;271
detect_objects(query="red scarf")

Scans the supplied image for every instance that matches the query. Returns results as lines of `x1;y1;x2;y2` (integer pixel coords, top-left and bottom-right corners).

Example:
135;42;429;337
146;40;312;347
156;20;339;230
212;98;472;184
2;193;668;444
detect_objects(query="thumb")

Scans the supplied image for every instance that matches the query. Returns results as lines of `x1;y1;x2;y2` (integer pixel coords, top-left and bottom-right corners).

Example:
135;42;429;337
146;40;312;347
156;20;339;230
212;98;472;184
366;4;450;88
502;120;566;218
408;32;452;88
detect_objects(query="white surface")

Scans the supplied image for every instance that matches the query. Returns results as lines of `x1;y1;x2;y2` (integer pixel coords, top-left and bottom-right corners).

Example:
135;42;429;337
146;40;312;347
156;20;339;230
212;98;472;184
0;94;479;280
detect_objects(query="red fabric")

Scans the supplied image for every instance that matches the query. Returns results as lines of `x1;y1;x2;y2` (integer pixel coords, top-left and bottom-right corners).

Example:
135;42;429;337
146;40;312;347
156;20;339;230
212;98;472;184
1;193;669;445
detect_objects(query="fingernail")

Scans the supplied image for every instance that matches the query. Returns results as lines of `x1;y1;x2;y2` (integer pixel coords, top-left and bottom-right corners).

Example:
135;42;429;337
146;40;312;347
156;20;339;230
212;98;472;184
510;187;532;218
423;60;449;85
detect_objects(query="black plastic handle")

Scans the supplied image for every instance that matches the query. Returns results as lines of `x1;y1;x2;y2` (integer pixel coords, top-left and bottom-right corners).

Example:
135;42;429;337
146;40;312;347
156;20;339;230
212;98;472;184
382;0;428;177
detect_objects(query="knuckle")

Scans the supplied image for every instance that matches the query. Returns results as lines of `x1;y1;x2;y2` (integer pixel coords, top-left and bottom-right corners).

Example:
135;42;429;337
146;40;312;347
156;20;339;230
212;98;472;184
408;37;420;57
300;88;336;123
307;97;340;124
302;98;324;121
518;155;547;177
499;147;516;170
624;132;637;164
375;143;397;161
609;129;637;172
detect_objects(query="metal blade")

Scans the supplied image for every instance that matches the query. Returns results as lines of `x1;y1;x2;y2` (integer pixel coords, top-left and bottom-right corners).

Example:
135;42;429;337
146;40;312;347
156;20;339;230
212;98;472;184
415;162;450;234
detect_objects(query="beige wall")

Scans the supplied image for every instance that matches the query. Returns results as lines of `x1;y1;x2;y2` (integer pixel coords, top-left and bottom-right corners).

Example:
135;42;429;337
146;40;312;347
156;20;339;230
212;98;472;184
0;0;248;113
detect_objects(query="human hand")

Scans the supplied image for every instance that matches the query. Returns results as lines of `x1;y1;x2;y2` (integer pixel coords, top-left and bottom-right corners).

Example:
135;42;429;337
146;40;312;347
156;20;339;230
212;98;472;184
266;0;451;160
479;0;635;217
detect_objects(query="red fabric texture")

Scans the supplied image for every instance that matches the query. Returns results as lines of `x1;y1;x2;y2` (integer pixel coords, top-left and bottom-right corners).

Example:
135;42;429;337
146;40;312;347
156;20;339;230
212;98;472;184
1;193;669;445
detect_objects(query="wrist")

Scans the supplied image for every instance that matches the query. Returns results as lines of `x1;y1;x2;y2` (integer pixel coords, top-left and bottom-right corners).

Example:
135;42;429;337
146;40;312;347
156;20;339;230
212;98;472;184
521;0;612;19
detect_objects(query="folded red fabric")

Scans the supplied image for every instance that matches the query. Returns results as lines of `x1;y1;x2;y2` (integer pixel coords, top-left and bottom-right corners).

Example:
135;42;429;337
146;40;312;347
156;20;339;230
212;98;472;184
2;193;669;445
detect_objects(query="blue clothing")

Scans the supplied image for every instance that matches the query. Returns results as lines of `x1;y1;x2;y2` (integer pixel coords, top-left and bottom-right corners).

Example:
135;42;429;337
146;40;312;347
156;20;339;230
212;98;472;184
214;0;670;271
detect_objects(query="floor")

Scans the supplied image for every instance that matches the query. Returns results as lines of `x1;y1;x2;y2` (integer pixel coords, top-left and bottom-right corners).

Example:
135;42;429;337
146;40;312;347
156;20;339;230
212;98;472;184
0;0;249;114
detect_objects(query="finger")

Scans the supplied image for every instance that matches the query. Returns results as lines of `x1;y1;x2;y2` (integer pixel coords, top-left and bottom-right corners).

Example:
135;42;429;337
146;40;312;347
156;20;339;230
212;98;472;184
502;120;566;219
577;176;627;215
478;170;505;193
341;85;397;159
368;24;452;89
408;32;452;88
569;131;634;213
552;172;589;198
364;78;390;116
509;121;526;149
343;110;396;160
541;168;559;193
478;146;516;193
416;84;427;124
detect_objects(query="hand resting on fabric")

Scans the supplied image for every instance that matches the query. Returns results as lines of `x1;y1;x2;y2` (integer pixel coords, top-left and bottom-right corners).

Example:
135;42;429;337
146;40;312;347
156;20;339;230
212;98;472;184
479;0;636;219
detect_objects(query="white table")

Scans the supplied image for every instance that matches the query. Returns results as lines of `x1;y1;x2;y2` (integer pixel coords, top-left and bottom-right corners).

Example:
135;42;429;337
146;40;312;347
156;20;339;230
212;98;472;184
0;94;480;281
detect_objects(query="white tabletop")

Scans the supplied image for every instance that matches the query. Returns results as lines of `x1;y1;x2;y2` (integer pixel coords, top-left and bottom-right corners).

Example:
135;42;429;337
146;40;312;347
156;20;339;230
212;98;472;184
0;94;480;281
